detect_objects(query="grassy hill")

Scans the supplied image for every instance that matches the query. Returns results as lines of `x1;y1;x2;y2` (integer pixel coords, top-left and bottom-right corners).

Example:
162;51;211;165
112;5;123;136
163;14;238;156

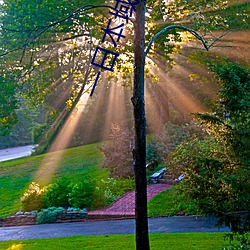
0;143;104;217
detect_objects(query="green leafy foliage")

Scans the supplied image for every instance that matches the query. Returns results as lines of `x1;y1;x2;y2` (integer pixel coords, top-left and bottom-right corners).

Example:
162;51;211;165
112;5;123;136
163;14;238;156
197;62;250;167
0;104;44;148
223;232;250;250
0;75;18;135
68;180;94;209
0;0;247;150
0;0;244;109
147;122;206;166
20;174;134;212
93;177;134;208
43;178;71;208
168;61;250;233
168;136;239;212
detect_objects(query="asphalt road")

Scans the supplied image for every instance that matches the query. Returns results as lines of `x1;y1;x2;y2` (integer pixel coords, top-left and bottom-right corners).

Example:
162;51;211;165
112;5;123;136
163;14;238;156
0;145;36;162
0;216;230;241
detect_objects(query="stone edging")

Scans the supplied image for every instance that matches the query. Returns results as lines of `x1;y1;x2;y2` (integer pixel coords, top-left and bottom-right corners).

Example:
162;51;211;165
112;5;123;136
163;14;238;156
0;212;87;227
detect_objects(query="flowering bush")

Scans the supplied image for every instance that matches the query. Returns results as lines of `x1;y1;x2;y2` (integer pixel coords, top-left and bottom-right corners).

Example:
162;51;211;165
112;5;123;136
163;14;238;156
21;182;45;211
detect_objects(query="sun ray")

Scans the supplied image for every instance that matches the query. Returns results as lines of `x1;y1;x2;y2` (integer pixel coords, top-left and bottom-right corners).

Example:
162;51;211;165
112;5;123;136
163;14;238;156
35;92;90;184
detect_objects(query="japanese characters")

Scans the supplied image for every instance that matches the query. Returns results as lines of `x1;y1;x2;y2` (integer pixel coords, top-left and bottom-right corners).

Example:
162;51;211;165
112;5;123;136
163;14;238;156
90;0;139;96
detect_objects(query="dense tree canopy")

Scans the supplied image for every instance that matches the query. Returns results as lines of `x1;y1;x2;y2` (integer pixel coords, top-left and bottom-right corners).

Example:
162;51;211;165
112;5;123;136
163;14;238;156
0;0;248;122
0;0;248;141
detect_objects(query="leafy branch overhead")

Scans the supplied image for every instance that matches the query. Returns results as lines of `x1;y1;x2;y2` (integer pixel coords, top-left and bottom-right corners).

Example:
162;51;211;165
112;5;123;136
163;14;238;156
0;1;245;118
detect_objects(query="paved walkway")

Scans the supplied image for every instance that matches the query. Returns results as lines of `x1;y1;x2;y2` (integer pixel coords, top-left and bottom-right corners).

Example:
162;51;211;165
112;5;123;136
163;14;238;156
0;216;230;241
0;145;37;162
88;184;171;219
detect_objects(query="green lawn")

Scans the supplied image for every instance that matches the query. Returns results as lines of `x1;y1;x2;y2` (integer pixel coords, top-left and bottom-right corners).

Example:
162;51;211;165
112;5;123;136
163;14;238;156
0;143;103;217
0;141;197;218
148;186;199;217
0;233;231;250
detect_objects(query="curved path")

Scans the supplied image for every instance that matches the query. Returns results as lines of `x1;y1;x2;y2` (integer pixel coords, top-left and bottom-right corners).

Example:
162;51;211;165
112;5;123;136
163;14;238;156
0;216;229;241
0;145;36;162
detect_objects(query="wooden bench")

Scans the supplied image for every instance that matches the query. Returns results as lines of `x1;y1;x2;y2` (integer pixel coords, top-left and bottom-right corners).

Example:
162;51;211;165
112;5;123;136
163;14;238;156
149;168;165;184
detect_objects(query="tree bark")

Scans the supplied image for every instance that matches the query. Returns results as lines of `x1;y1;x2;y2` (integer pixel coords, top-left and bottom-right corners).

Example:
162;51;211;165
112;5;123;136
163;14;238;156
132;0;150;250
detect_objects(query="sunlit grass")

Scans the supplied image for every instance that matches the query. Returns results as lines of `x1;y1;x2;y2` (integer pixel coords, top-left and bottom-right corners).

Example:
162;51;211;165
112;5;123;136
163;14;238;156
0;233;230;250
148;186;199;217
0;143;103;217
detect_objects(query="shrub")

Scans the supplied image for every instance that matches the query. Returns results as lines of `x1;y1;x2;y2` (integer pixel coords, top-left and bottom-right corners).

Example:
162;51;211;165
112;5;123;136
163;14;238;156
21;182;45;211
67;207;87;213
92;178;117;209
43;177;71;208
169;62;250;233
93;177;134;209
223;233;250;250
32;123;47;144
36;206;64;224
68;180;94;209
113;177;134;197
146;141;159;171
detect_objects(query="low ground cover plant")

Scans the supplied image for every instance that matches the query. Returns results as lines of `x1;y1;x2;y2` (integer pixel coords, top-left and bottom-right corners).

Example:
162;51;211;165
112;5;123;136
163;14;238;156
36;206;65;224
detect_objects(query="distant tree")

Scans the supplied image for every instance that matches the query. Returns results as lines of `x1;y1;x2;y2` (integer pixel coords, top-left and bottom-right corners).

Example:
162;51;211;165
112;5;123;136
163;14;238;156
0;75;18;136
99;124;133;179
147;122;206;167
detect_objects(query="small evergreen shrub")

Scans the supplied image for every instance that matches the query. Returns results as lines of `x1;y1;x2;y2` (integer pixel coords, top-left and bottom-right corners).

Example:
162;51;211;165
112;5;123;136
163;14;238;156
67;207;86;213
146;141;159;171
21;182;45;211
36;207;64;224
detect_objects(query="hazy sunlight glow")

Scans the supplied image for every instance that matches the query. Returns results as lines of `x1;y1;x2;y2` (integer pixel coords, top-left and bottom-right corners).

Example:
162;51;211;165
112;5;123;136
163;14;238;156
35;93;90;184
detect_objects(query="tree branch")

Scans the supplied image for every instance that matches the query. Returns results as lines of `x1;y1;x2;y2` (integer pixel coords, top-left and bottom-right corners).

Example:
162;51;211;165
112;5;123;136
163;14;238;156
145;25;212;56
0;4;132;57
205;30;230;49
1;4;132;33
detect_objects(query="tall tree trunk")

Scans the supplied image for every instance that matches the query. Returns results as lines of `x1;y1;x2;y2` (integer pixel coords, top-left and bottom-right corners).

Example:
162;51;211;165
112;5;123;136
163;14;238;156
132;0;150;250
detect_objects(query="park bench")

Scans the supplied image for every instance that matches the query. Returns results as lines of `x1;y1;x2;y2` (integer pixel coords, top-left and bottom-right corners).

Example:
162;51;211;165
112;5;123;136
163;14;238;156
175;174;185;182
149;168;165;184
